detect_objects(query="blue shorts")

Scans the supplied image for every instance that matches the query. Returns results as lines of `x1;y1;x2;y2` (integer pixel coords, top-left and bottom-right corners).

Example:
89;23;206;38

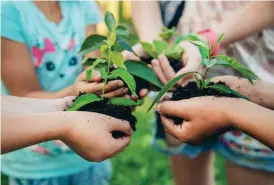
9;160;112;185
152;112;274;172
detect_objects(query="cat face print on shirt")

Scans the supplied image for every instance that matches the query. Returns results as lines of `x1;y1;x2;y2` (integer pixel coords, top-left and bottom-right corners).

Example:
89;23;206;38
31;32;82;91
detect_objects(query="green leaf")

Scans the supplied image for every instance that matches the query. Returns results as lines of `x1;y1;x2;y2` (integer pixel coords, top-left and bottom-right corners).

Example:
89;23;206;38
82;58;97;66
86;66;93;82
110;51;124;67
100;44;109;58
66;94;100;111
115;37;133;52
80;35;107;55
216;33;224;44
85;58;108;81
107;31;116;46
208;84;249;100
205;58;218;68
187;39;210;51
115;25;129;37
214;55;258;83
108;97;144;106
125;60;163;88
140;42;157;58
105;11;116;31
159;27;178;40
109;68;137;96
153;40;168;55
203;77;213;88
194;75;201;89
165;44;184;59
99;67;107;79
147;71;199;112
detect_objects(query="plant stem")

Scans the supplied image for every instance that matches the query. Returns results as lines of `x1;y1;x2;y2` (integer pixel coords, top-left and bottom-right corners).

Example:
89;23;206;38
202;67;210;88
101;47;112;100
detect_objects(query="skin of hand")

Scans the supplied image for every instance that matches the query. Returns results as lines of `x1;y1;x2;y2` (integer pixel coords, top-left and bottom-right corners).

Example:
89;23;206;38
212;76;274;110
71;69;128;98
63;112;132;162
1;96;133;161
157;96;274;149
151;41;203;86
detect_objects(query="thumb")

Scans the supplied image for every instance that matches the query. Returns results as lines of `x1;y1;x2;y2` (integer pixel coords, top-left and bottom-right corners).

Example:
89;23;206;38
157;100;190;119
89;70;102;82
107;118;133;136
109;135;131;157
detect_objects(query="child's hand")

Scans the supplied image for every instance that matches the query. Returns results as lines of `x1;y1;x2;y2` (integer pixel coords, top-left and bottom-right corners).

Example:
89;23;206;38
151;41;202;86
72;70;128;98
156;97;242;144
63;112;132;162
122;43;150;98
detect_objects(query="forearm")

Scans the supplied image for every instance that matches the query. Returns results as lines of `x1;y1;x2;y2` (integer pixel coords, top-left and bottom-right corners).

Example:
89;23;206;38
212;2;274;46
230;100;274;149
24;85;74;99
1;112;68;154
131;1;163;42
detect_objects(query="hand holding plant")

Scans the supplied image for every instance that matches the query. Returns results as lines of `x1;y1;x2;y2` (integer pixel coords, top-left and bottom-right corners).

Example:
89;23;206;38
156;96;249;144
63;112;132;162
71;70;128;98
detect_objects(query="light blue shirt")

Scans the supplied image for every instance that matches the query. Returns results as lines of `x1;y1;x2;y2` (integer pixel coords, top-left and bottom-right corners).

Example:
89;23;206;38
1;1;103;179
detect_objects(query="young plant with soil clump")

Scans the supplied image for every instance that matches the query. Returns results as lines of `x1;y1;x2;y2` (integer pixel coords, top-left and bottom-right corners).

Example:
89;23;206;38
67;12;144;138
147;34;258;125
80;14;163;97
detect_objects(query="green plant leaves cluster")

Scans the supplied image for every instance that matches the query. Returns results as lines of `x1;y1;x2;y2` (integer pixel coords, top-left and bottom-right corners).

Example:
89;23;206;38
108;68;137;96
140;40;184;60
147;32;258;112
159;27;178;41
67;94;100;111
67;93;143;111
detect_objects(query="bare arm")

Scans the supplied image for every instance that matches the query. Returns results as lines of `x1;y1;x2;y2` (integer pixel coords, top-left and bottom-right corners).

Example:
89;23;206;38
1;96;132;161
2;112;67;153
213;2;274;46
1;38;75;98
230;100;274;149
213;76;274;110
157;97;274;150
131;1;163;42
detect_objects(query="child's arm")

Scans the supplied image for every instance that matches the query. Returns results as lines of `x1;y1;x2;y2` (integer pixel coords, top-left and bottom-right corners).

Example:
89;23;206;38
1;38;127;99
157;97;274;150
212;76;274;110
2;112;132;161
152;2;274;85
212;2;274;47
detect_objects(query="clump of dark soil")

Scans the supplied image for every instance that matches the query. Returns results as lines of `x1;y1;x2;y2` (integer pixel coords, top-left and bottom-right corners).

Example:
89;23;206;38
75;96;137;138
167;81;238;125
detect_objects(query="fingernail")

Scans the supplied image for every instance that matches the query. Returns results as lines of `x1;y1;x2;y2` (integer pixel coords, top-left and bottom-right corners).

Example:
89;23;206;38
123;88;128;92
156;104;161;113
118;81;124;87
152;59;158;66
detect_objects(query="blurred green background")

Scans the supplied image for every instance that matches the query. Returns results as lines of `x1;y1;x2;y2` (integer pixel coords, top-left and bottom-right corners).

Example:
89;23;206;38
1;1;227;185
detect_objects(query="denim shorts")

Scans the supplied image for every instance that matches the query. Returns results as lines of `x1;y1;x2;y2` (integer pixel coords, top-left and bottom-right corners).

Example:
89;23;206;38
9;160;112;185
152;112;274;172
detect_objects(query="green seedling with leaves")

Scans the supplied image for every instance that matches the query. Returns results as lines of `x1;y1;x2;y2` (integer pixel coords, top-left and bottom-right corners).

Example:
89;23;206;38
67;12;145;111
140;27;182;62
147;34;258;112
